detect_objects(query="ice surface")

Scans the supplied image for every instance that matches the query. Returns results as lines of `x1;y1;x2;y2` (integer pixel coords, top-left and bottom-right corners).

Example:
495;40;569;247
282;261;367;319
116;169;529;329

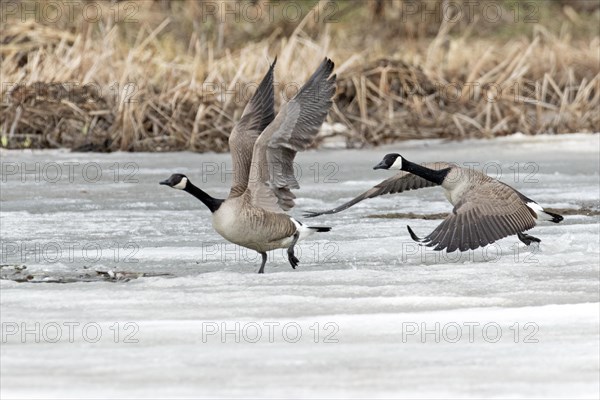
1;133;599;398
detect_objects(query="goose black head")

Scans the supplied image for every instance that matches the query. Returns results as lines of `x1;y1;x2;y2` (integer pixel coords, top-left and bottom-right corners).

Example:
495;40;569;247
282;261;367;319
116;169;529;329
374;153;403;170
160;173;188;190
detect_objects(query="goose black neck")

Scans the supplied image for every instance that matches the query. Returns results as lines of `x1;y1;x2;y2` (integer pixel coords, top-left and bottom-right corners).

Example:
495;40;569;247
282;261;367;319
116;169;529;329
402;159;449;185
184;183;223;213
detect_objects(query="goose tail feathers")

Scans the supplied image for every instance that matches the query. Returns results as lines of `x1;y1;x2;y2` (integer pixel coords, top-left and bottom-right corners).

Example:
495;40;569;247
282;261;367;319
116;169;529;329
308;226;332;233
544;210;564;223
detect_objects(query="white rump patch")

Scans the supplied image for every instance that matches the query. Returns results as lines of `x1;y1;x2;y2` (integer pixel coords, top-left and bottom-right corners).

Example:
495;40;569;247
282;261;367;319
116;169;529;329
173;177;188;190
290;218;318;242
526;201;553;221
290;218;302;230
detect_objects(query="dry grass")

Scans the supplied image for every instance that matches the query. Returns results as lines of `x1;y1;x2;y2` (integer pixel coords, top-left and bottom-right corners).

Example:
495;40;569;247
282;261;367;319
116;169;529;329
1;0;599;151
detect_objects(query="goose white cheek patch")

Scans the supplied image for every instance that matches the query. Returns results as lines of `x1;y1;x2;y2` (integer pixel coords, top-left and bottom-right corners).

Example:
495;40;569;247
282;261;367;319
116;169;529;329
173;177;188;190
390;158;403;170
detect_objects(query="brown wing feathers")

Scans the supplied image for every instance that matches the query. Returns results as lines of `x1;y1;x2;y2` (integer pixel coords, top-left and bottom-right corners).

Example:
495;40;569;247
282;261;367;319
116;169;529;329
266;58;336;210
408;182;537;252
228;58;277;198
238;58;277;134
304;162;452;218
246;58;336;212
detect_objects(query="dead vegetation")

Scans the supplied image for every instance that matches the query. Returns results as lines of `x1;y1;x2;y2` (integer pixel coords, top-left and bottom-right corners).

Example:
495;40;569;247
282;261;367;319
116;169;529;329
1;0;598;151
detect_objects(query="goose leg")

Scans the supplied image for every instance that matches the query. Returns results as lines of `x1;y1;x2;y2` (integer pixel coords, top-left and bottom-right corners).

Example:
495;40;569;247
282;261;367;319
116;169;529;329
517;232;541;246
287;232;300;269
257;252;267;274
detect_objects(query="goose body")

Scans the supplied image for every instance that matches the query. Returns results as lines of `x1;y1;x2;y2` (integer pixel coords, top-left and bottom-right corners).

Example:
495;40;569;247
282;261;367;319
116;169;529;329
306;154;563;253
212;193;298;252
161;58;336;273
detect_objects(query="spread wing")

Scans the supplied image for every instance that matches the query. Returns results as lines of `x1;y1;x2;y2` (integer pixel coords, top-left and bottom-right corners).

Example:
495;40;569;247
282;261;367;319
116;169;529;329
407;181;537;252
246;57;336;213
228;58;277;198
303;162;454;217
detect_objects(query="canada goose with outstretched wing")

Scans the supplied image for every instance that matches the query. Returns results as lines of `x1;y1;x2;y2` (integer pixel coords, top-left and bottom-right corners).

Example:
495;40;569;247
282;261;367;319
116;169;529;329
303;161;450;218
305;153;563;252
161;57;336;273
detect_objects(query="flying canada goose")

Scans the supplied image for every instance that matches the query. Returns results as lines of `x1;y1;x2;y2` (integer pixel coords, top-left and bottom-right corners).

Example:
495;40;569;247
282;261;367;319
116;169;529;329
161;57;336;273
305;153;563;252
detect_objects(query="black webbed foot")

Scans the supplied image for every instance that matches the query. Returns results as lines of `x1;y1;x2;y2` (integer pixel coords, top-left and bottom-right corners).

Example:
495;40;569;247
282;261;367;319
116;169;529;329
288;253;299;269
287;232;300;269
517;232;541;246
